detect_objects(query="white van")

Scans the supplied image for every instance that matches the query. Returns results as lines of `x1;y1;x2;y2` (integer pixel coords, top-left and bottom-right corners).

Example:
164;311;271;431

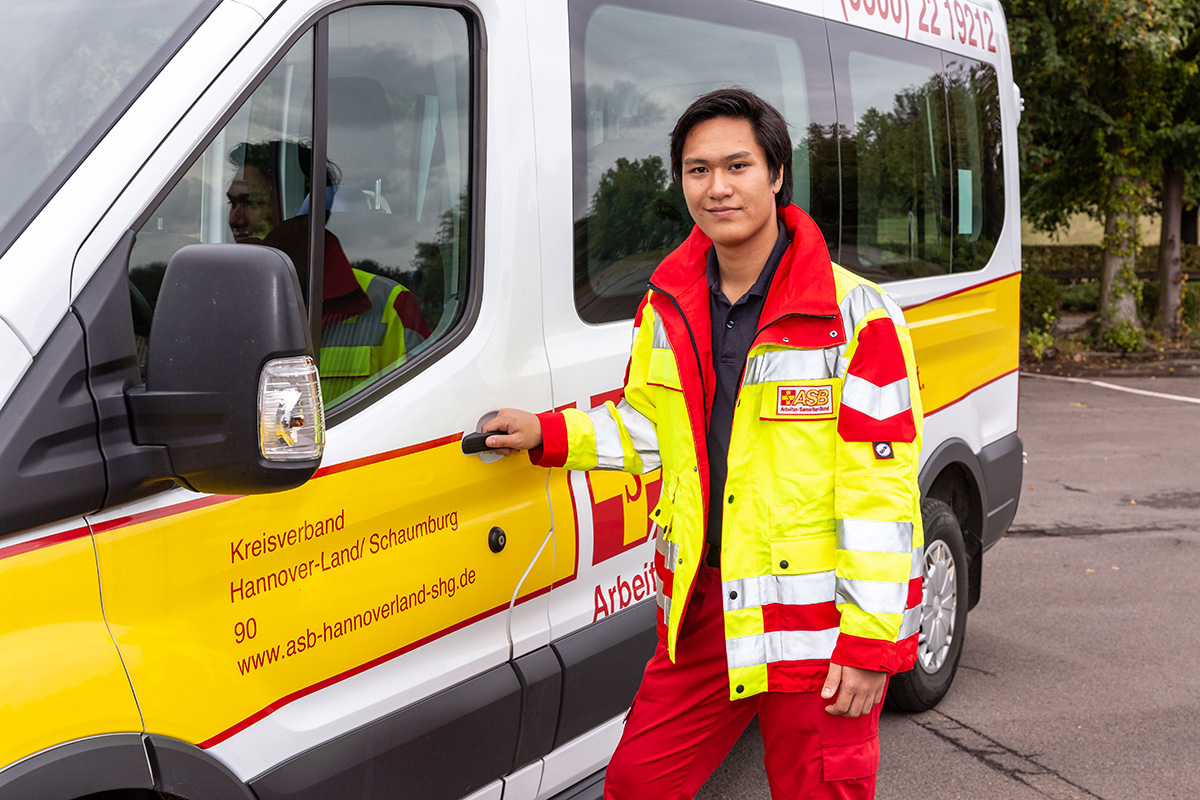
0;0;1022;797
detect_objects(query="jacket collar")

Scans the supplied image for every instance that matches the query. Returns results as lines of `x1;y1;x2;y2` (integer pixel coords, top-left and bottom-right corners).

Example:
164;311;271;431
650;204;840;321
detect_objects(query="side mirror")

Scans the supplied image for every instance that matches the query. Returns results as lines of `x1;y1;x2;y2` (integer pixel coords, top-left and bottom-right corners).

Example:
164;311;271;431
127;244;324;494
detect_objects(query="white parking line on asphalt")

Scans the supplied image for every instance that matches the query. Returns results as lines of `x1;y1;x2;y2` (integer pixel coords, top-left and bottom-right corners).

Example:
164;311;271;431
1020;371;1200;405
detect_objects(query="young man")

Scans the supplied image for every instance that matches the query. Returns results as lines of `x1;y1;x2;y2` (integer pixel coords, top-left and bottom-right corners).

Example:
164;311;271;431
483;89;923;799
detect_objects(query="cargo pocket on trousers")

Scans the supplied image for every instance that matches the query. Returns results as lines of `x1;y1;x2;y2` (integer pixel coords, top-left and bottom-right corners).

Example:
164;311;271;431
821;736;880;782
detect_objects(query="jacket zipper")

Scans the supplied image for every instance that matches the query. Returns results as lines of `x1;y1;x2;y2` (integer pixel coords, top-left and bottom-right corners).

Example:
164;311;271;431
648;281;709;430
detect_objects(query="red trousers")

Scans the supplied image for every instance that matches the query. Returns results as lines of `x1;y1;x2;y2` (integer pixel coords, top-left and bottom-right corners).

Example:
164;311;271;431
604;565;883;800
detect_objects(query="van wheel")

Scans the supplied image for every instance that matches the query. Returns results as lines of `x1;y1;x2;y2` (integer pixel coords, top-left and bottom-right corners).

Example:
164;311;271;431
885;498;969;712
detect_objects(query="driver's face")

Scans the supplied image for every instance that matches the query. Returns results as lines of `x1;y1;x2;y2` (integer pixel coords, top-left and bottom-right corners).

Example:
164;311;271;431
227;166;276;243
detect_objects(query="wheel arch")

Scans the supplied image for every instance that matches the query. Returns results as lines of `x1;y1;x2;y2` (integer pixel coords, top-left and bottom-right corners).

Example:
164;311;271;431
919;438;986;610
0;733;257;800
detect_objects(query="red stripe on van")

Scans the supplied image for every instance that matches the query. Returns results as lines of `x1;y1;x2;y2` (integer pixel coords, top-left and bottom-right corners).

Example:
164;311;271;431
922;368;1019;417
0;525;92;562
314;432;463;477
90;494;240;535
197;583;555;749
898;272;1019;314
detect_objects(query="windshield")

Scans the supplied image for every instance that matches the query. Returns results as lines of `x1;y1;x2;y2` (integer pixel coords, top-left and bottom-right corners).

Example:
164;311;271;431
0;0;212;243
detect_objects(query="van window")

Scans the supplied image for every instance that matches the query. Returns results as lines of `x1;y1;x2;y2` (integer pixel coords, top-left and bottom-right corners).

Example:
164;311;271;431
0;0;211;256
946;56;1004;273
569;0;837;323
129;29;315;370
129;6;472;408
830;24;951;282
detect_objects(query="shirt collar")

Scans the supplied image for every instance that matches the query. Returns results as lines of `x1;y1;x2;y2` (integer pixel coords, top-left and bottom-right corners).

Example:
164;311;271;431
705;218;790;303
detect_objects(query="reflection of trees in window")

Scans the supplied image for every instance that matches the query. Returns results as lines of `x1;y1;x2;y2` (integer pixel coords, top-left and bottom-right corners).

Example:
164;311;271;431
946;62;1003;273
796;122;841;249
574;155;689;320
847;75;949;280
400;192;469;328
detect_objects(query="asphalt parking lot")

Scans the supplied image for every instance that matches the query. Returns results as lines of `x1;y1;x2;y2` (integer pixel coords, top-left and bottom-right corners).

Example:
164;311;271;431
697;373;1200;800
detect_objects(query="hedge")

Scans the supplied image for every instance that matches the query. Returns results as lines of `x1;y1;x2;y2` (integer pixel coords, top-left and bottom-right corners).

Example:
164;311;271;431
1022;244;1200;276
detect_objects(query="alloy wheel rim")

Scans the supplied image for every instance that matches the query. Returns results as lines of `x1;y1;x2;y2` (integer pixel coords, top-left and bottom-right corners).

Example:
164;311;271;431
918;539;957;673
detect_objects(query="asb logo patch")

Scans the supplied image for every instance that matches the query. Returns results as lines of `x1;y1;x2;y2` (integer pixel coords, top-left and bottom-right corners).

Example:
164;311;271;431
776;383;833;416
873;441;894;460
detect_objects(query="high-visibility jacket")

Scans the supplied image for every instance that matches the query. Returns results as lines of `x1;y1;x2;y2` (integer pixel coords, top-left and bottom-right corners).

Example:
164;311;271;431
320;269;426;403
532;204;923;700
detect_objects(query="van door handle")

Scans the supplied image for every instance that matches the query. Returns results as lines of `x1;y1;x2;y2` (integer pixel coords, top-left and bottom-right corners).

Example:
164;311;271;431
461;431;499;454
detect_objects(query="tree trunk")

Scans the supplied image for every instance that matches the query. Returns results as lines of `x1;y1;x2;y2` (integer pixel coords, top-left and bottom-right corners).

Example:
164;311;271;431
1099;174;1141;333
1157;157;1184;337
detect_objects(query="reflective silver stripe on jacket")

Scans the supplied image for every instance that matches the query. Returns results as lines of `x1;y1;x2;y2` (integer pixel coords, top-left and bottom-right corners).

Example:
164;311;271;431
832;283;909;378
656;533;679;570
898;605;922;639
742;349;832;386
910;546;925;579
655;533;677;621
725;627;840;669
840;374;911;419
835;576;908;615
722;571;837;612
616;399;661;472
652;317;670;350
837;519;914;554
840;283;908;333
587;398;661;472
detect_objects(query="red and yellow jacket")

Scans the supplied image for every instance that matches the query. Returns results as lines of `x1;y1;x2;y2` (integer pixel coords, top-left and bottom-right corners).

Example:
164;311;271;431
533;205;923;700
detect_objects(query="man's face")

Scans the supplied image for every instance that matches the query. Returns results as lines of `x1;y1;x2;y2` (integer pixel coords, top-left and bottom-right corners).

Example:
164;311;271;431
680;116;782;252
227;165;277;243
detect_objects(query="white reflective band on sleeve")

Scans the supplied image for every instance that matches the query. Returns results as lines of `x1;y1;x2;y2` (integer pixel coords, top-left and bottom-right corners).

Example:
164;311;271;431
881;293;909;329
836;519;914;554
652;318;670;350
840;374;911;420
615;399;661;473
590;408;628;470
656;535;679;570
722;571;836;612
657;588;671;621
910;546;925;579
836;577;908;615
839;283;905;332
725;627;840;669
898;604;922;639
742;349;831;386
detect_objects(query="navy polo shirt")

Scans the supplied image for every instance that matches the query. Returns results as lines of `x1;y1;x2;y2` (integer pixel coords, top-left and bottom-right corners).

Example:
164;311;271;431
705;220;791;567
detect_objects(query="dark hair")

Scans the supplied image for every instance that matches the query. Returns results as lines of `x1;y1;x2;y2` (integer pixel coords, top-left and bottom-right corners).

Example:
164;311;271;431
228;139;342;196
669;88;793;208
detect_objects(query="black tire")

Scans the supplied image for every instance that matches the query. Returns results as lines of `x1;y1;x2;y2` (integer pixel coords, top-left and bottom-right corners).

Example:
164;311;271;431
885;498;969;712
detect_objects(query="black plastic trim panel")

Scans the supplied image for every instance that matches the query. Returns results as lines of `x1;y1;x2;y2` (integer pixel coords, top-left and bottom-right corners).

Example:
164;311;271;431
546;767;606;800
552;600;656;748
0;734;152;798
73;231;176;511
145;736;258;800
0;310;105;537
250;663;521;800
978;431;1023;549
513;646;564;769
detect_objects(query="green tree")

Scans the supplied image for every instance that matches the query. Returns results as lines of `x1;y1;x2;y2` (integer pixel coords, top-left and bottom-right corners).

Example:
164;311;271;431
1152;21;1200;336
1005;0;1194;341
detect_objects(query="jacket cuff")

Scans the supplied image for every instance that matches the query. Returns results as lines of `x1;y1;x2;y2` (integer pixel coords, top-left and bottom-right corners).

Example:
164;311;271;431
832;632;913;675
528;411;568;468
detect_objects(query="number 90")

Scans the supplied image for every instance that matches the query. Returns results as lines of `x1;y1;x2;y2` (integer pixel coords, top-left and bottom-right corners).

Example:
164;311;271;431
234;618;258;643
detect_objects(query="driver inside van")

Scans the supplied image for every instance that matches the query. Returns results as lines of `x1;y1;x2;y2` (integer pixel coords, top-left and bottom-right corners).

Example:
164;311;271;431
226;140;431;403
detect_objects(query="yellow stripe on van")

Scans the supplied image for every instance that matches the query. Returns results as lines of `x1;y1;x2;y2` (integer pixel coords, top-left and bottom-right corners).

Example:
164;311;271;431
91;435;576;747
0;532;143;770
904;272;1020;415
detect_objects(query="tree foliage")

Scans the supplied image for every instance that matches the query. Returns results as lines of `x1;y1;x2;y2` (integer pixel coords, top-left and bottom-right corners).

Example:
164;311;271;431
1004;0;1198;336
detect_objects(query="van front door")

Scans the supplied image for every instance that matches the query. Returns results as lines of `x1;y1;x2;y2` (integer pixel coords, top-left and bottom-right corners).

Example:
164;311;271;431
85;4;568;798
